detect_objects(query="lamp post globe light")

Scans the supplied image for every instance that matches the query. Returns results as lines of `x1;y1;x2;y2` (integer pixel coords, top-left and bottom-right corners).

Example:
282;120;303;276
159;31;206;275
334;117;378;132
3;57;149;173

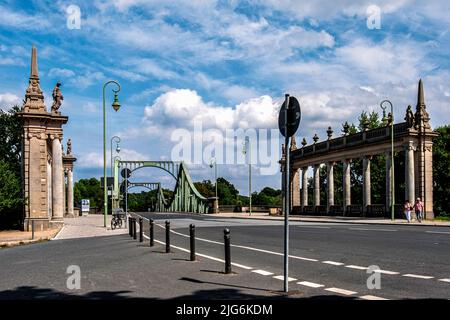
380;100;395;221
242;137;252;216
112;155;121;212
103;80;121;228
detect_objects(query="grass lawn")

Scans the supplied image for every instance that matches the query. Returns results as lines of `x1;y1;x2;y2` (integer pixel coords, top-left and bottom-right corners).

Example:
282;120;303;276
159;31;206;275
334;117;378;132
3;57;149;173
434;216;450;222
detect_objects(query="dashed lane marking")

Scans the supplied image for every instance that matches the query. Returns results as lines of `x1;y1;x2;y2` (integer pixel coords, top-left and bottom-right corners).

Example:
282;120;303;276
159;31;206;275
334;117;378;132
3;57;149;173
348;227;397;232
325;287;357;296
374;269;399;275
345;265;368;270
297;281;324;288
426;231;450;235
252;269;274;276
438;279;450;283
297;226;331;229
322;261;344;266
402;274;434;279
360;295;388;300
273;275;297;282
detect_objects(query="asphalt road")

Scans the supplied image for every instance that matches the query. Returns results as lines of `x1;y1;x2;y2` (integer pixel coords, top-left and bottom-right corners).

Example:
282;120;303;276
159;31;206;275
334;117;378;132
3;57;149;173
138;212;450;300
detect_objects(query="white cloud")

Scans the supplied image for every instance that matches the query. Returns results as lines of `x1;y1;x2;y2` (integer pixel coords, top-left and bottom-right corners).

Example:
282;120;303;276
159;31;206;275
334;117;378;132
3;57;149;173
0;93;21;109
48;68;75;78
78;148;149;168
143;88;279;131
70;71;106;89
0;5;51;30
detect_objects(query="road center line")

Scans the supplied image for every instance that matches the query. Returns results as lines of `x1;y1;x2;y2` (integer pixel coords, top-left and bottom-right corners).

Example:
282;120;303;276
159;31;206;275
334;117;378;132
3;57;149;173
348;227;397;232
426;231;450;235
325;287;357;295
345;265;368;270
402;274;434;279
252;269;273;276
297;226;331;229
374;269;399;275
297;281;324;288
360;295;388;300
322;261;344;266
273;275;297;282
438;278;450;283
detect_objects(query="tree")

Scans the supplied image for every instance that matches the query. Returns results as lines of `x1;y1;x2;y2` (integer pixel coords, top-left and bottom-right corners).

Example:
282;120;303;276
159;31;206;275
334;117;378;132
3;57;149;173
0;106;23;229
433;126;450;216
74;178;103;209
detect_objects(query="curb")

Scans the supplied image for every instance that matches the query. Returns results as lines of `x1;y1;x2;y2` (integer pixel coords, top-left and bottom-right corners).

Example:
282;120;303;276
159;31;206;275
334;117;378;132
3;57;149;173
210;214;450;228
0;225;64;248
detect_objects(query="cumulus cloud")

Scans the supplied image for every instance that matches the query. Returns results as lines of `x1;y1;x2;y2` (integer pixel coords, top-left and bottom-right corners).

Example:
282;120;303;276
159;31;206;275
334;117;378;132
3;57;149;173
78;148;149;168
143;88;279;131
0;92;21;109
48;68;75;78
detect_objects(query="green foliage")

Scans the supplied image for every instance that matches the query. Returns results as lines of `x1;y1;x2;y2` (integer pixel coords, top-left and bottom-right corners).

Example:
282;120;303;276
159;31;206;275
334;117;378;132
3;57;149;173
433;126;450;216
0;106;23;229
74;178;103;208
252;187;282;206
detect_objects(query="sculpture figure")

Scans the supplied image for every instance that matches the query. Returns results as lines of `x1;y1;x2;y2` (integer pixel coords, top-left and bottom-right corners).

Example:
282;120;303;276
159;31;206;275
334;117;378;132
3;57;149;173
51;82;64;113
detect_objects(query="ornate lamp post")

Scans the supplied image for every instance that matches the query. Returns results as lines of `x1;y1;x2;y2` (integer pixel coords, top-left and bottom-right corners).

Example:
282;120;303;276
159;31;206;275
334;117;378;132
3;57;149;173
103;80;121;228
242;137;252;216
110;136;121;178
209;157;218;212
380;100;395;221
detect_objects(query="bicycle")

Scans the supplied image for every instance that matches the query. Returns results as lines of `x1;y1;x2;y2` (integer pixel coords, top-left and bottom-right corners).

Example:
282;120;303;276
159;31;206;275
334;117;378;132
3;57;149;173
111;209;125;230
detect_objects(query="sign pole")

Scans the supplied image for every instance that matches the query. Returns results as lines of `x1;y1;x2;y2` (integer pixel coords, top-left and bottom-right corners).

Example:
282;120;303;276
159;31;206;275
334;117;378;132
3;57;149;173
283;93;290;293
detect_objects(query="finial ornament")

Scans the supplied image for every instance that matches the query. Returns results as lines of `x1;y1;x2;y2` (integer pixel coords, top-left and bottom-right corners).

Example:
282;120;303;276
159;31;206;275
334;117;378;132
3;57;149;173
301;138;307;147
414;79;431;130
67;138;72;155
342;122;350;136
326;126;333;139
313;134;319;144
23;46;46;112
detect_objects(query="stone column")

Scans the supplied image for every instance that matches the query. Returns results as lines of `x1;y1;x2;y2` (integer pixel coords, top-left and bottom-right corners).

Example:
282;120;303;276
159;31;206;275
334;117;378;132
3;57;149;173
405;144;415;204
67;169;74;216
291;168;301;207
327;162;334;211
301;167;308;209
52;137;64;220
385;152;392;214
314;164;320;207
363;156;371;212
343;159;351;211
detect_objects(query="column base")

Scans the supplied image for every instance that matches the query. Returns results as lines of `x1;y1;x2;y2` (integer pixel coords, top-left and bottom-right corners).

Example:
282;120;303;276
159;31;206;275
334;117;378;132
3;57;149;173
23;218;50;231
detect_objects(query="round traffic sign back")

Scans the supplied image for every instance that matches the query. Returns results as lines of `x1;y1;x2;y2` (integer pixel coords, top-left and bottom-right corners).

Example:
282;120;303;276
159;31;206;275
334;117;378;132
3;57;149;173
278;96;301;138
121;168;131;179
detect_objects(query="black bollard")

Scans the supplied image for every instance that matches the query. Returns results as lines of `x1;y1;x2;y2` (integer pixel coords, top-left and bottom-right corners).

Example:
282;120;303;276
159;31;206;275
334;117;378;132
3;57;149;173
190;224;196;261
139;217;143;243
224;228;231;274
31;220;35;240
149;219;154;247
165;220;170;253
128;217;132;237
133;218;137;240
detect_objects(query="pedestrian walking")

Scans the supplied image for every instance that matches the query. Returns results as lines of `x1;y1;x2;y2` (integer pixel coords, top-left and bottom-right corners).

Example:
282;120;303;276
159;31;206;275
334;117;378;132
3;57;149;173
414;198;424;223
404;200;412;223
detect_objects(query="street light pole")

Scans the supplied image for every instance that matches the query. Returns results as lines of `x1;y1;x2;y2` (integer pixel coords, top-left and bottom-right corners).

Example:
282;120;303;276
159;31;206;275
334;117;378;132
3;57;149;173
210;157;218;212
110;136;121;178
242;138;252;215
381;100;395;221
103;80;121;228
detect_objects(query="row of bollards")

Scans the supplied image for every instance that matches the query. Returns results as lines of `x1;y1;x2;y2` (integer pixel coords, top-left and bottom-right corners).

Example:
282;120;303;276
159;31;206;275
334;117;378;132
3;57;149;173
128;215;231;274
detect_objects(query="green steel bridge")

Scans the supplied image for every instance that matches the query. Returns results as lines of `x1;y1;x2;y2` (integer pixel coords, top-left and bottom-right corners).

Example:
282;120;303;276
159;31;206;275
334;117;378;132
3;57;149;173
113;160;210;214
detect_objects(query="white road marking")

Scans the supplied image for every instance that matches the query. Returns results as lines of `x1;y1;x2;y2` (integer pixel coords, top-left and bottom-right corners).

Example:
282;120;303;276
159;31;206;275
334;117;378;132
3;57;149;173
426;231;450;235
325;287;357;295
252;270;273;276
298;226;331;229
322;261;344;266
164;226;319;262
438;279;450;283
345;265;368;270
402;274;434;279
142;233;254;270
348;227;397;232
297;281;324;288
273;275;297;282
360;295;388;300
374;269;399;275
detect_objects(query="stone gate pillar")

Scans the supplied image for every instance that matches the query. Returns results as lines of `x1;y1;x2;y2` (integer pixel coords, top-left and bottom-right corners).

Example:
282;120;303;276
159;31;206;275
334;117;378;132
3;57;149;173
301;167;308;209
327;162;334;211
51;136;64;220
313;164;320;207
363;156;371;212
343;159;351;211
405;143;415;205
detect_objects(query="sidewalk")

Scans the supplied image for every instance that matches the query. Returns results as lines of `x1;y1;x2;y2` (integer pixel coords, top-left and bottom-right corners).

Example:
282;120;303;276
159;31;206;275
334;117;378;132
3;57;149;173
212;212;450;227
0;227;62;248
53;214;127;240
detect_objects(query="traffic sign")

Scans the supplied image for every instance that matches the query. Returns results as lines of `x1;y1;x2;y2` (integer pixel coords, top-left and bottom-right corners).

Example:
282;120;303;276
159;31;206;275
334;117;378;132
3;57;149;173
278;96;301;138
121;168;131;179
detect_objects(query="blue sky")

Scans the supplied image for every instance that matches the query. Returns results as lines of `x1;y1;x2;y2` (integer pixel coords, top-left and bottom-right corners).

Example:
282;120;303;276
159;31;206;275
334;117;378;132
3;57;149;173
0;0;449;194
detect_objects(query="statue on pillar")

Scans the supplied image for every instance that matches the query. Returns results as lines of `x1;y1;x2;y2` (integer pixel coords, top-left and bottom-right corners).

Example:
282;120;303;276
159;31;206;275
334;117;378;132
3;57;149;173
67;139;72;155
51;82;64;113
405;105;415;128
